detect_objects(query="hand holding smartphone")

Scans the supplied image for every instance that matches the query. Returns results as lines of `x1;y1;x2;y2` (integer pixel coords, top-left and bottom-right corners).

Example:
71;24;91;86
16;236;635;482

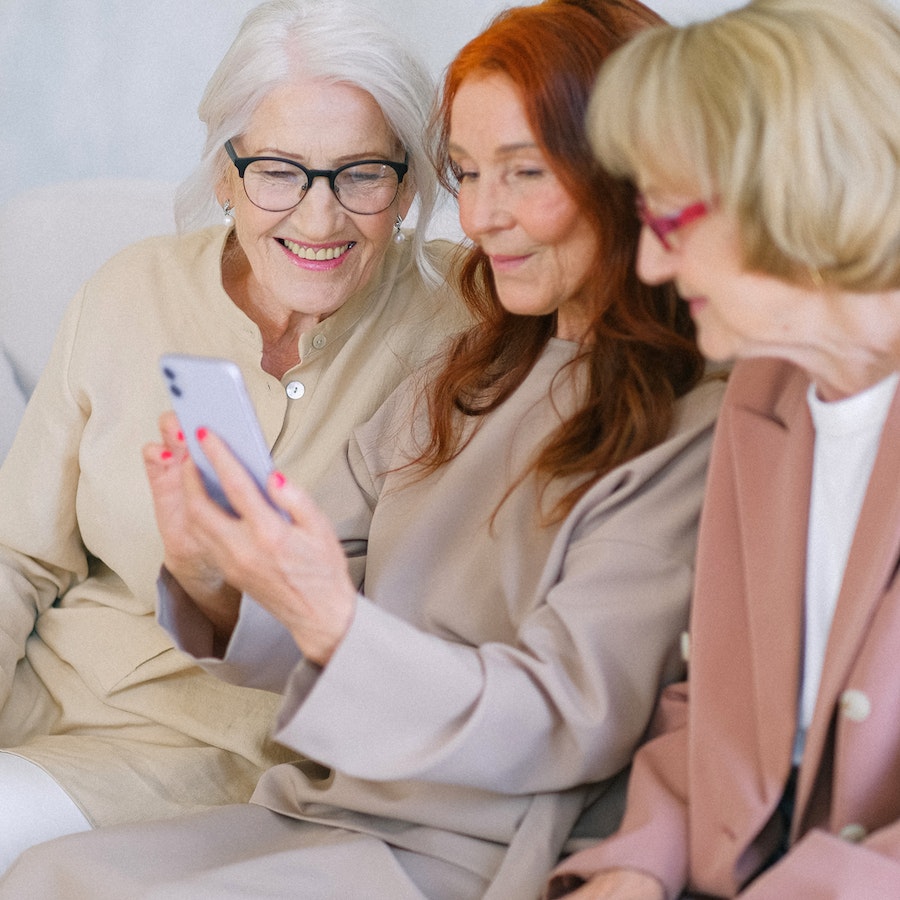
159;354;280;516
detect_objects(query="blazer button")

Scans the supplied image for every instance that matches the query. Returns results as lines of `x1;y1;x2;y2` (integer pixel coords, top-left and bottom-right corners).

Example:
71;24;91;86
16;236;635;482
839;689;871;723
679;631;690;664
286;381;305;400
839;823;867;843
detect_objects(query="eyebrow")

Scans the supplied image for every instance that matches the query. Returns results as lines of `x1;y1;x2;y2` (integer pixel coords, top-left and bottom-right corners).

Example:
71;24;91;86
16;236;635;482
447;141;540;157
251;146;400;164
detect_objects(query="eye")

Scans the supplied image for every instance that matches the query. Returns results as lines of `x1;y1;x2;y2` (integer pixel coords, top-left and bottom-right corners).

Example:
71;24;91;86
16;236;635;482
449;161;477;185
248;160;303;183
340;163;393;186
265;169;300;182
515;167;544;178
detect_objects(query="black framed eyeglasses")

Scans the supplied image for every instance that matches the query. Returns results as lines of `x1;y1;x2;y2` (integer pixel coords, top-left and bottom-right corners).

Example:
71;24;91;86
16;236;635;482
225;140;408;215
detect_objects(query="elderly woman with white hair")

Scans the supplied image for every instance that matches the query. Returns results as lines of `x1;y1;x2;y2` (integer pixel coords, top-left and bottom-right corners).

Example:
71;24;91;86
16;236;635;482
547;0;900;897
0;0;465;871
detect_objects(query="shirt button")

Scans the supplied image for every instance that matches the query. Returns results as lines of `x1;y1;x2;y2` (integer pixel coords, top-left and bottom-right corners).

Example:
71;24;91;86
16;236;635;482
839;689;871;723
312;333;327;350
839;823;867;843
285;381;305;400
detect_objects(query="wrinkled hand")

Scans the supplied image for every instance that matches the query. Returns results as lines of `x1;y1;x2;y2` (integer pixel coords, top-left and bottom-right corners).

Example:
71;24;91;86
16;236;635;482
144;412;240;645
144;416;355;666
558;869;665;900
143;412;240;643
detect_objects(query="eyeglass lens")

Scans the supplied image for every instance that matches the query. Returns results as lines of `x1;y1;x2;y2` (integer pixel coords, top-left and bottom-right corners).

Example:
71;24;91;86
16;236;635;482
243;159;401;215
635;194;708;250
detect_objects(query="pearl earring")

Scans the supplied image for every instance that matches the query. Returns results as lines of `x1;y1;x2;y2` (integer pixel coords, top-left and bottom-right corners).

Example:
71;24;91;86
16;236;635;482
393;215;405;243
223;201;235;227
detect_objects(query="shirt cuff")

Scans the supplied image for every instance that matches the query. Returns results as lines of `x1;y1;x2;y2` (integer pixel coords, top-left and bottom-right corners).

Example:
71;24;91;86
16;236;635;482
157;567;301;692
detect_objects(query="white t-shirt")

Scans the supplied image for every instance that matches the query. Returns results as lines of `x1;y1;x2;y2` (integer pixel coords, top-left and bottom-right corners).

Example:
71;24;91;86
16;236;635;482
794;372;899;761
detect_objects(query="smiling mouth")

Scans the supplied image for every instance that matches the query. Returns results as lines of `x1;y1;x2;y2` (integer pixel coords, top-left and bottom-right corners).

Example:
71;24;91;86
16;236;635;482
489;253;530;271
279;239;356;261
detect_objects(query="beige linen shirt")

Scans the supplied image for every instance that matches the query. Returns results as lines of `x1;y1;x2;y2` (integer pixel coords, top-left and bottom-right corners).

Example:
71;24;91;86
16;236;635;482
0;225;466;826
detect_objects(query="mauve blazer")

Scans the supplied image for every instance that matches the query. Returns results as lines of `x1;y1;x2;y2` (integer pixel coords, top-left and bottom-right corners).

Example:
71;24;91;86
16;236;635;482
549;357;900;899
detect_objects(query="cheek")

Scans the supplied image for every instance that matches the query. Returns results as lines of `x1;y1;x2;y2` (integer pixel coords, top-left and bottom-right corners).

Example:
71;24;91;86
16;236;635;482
455;190;477;240
555;217;599;279
357;213;395;250
526;189;588;250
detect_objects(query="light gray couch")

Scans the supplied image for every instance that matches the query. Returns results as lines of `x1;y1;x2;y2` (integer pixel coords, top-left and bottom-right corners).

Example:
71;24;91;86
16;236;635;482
0;179;177;462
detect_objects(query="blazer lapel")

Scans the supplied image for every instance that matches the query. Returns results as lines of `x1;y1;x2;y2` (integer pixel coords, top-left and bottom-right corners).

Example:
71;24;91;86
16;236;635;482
729;374;812;784
795;383;900;824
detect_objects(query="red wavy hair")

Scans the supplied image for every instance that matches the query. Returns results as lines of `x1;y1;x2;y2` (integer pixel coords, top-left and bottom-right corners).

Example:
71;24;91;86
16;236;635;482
420;0;705;522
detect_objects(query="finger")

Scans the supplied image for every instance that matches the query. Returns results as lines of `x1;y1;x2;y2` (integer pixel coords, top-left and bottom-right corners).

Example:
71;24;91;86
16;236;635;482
195;427;276;520
266;470;327;528
146;426;227;524
159;410;187;452
179;436;225;515
142;438;179;483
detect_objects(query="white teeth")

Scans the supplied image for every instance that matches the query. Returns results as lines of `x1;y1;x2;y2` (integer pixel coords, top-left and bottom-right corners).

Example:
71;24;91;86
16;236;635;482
282;239;352;261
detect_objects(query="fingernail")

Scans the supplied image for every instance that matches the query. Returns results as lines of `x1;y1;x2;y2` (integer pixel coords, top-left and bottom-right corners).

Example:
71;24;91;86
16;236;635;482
161;449;173;461
273;471;286;488
196;427;208;441
176;430;184;442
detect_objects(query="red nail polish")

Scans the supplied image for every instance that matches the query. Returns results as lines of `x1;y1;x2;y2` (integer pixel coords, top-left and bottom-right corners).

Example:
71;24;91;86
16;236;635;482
273;471;286;488
161;449;173;461
196;427;208;441
176;431;184;442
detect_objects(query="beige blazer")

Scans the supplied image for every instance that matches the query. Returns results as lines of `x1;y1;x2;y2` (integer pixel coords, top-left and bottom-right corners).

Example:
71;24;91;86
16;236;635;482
167;346;725;898
550;358;900;899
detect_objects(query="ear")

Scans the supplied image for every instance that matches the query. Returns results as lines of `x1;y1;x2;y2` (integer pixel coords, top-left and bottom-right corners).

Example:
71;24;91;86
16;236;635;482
397;172;416;219
216;165;239;208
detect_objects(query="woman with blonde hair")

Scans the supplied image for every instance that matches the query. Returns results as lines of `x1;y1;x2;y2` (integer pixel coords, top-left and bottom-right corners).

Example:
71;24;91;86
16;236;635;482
549;1;900;897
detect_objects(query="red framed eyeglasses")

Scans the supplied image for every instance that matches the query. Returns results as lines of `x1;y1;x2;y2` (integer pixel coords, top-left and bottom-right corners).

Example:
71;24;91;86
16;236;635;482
635;193;709;250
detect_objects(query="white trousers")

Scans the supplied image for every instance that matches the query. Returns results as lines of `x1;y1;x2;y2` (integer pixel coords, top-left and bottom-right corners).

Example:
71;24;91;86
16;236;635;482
0;752;91;875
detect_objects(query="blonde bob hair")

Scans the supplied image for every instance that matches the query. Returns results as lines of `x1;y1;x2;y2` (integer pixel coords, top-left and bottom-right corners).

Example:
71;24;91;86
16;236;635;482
587;0;900;291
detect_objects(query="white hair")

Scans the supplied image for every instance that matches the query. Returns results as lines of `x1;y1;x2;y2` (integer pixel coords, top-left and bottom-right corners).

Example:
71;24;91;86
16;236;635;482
176;0;441;282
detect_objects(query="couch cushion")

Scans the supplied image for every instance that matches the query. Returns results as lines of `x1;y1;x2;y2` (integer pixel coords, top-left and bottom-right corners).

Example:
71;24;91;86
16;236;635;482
0;178;176;462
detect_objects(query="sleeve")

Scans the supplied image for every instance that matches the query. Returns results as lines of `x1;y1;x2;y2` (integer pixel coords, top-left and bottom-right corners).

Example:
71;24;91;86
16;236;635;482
0;287;91;709
546;379;736;900
157;567;306;693
737;828;900;899
546;683;691;899
269;396;719;798
157;380;389;692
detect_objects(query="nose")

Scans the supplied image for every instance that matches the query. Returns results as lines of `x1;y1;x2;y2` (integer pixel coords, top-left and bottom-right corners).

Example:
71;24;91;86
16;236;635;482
287;175;342;236
635;228;678;286
458;178;514;241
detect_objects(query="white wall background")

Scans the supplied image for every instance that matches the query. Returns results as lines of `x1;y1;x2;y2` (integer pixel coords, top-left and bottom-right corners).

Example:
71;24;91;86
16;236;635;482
0;0;749;207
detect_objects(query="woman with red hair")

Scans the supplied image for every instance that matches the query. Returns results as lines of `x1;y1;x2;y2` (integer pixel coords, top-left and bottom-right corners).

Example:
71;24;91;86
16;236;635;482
0;2;722;897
